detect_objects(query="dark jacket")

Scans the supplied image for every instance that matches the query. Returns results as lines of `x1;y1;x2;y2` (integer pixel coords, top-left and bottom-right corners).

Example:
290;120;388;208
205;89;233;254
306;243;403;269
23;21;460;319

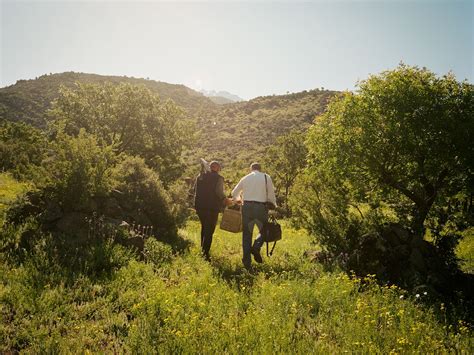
194;171;226;212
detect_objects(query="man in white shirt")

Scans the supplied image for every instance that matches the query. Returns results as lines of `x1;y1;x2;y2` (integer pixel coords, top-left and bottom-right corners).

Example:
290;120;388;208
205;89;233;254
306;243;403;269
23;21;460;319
232;162;277;270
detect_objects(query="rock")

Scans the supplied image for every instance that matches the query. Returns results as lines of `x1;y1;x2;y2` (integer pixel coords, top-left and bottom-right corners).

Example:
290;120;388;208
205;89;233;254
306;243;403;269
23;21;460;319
103;198;123;217
393;244;410;259
55;212;89;239
410;247;426;273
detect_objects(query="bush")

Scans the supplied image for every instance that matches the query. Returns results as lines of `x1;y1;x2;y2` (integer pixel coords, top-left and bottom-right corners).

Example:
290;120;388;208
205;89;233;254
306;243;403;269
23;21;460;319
143;238;173;268
112;156;178;240
0;121;47;180
42;129;117;212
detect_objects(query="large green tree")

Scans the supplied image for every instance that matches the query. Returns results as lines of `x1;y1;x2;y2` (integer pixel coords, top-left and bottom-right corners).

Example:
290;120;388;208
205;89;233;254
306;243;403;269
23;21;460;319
264;130;307;214
49;83;193;184
292;64;473;252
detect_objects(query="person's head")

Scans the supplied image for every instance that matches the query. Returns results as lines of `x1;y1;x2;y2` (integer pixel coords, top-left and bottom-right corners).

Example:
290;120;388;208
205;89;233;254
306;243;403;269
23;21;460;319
210;161;221;172
250;162;261;171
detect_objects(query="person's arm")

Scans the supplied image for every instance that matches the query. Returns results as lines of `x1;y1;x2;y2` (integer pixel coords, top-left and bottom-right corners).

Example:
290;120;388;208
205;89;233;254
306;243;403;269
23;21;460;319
193;174;200;209
232;178;245;202
215;176;226;202
266;175;277;207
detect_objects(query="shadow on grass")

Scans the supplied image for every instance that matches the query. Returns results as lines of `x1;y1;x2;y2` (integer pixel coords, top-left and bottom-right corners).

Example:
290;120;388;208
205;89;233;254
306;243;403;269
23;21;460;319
209;253;309;291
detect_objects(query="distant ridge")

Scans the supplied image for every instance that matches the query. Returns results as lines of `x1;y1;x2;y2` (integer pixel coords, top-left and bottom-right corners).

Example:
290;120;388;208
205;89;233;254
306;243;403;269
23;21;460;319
200;89;244;104
0;72;215;127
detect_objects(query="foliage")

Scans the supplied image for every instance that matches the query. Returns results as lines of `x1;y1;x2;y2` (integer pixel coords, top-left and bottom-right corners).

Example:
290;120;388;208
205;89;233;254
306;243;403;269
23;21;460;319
0;121;47;180
49;82;193;185
143;238;174;268
456;227;474;274
192;88;335;179
263;130;308;215
40;129;118;212
0;174;29;226
0;72;336;184
292;64;473;252
0;219;471;353
112;156;178;240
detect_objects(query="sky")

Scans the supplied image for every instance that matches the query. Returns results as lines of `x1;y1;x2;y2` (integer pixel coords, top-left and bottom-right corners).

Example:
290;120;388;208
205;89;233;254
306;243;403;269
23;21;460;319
1;0;473;100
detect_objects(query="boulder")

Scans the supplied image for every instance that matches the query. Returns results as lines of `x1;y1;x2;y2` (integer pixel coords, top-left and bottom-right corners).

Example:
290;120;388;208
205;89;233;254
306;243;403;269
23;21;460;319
55;212;89;239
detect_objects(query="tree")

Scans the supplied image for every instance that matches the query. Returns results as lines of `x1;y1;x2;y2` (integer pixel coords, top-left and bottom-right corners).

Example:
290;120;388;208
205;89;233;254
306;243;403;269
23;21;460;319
49;83;194;185
264;130;307;215
292;64;473;251
0;121;47;180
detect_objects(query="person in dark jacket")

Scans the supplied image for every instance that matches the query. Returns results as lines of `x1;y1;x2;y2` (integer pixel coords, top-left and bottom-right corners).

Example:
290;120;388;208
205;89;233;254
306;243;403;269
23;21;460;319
194;160;227;261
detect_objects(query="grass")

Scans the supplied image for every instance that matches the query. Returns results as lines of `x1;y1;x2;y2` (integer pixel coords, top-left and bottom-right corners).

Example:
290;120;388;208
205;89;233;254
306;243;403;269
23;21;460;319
457;227;474;274
0;173;29;225
0;173;472;352
0;218;472;353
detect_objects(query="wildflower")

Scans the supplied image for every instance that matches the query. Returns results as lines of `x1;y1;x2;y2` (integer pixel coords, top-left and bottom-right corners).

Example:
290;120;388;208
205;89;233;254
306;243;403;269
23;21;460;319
399;295;404;299
415;293;420;298
423;291;427;296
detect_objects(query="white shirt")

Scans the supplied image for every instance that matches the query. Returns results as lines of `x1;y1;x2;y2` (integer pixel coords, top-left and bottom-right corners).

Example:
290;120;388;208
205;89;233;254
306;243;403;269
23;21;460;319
232;171;277;206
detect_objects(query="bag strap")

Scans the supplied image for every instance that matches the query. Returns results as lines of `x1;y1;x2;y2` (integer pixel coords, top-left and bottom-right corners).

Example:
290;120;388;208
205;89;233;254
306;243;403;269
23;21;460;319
270;241;277;256
266;241;277;257
264;173;268;203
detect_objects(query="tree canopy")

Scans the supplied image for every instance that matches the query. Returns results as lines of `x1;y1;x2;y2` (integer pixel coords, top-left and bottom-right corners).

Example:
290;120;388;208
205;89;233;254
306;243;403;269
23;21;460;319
263;130;307;214
292;64;473;252
49;83;194;184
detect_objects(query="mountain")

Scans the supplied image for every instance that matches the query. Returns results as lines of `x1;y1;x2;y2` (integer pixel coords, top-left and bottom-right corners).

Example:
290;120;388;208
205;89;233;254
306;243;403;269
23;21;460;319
0;72;337;172
200;89;244;104
0;72;216;127
193;89;336;172
207;96;235;105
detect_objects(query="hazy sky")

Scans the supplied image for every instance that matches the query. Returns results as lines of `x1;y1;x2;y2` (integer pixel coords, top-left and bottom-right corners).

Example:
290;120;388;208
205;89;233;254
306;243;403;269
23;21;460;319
1;0;472;99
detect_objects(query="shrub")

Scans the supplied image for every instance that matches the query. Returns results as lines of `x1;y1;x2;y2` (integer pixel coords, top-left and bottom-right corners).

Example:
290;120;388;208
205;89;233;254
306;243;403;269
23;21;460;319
112;156;178;240
143;238;173;268
0;121;47;180
42;129;117;212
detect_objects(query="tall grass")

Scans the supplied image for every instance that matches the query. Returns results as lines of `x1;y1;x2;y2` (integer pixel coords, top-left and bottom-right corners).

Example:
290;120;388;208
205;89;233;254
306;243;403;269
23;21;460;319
0;217;472;353
0;173;29;225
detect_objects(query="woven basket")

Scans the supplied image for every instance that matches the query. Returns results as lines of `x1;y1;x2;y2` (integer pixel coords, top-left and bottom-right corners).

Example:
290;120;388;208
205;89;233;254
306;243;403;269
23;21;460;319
220;207;242;233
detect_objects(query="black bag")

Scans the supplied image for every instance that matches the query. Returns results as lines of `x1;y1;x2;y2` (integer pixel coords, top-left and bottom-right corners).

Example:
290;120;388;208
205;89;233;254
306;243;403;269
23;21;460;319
261;215;282;256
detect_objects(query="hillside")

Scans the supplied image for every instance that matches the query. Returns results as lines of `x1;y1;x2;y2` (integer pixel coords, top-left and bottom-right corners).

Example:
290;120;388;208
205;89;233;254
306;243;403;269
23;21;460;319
0;72;216;127
207;96;235;105
0;73;337;173
192;89;336;171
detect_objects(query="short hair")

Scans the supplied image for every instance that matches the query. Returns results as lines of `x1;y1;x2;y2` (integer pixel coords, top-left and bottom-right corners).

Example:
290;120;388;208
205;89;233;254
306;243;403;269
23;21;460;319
250;162;261;171
210;161;221;169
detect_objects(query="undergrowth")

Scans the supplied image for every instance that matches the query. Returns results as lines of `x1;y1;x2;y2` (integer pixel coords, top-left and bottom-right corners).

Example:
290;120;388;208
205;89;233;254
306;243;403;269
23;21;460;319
0;219;472;353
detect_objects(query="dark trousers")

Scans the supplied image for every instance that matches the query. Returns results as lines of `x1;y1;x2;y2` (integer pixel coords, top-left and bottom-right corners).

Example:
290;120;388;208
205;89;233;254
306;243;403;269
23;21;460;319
242;202;268;268
196;209;219;257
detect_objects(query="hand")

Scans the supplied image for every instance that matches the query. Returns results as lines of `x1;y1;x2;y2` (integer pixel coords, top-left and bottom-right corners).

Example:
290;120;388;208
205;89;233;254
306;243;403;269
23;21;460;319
224;198;234;207
235;200;243;205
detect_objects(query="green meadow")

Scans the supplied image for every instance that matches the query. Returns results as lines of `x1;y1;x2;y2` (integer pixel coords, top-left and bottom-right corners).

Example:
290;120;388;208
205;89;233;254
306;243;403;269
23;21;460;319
1;175;472;353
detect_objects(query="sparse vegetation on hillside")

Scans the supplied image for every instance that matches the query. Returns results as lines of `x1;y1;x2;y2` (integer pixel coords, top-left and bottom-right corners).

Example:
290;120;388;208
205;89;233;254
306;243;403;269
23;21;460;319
193;89;335;173
0;74;336;181
0;72;215;127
